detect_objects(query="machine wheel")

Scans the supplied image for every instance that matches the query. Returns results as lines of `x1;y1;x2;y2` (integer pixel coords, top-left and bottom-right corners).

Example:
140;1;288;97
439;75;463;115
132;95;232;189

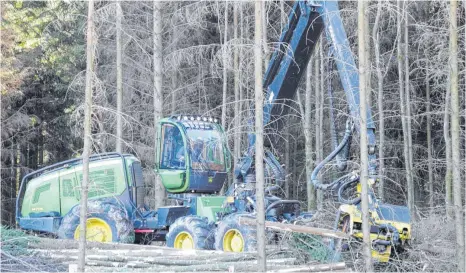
215;213;257;252
57;200;134;244
166;216;214;250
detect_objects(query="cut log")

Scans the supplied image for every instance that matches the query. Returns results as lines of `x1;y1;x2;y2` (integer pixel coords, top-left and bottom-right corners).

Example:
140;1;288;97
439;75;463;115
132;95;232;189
239;217;349;239
267;262;346;272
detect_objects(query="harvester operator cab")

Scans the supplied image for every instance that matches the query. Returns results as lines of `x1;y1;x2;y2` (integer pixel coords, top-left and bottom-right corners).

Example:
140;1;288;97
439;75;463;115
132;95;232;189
155;116;230;194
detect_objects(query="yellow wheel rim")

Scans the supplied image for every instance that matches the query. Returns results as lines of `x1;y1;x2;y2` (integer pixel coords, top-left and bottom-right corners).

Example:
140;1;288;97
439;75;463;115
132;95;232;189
74;217;112;242
174;232;194;249
223;229;244;252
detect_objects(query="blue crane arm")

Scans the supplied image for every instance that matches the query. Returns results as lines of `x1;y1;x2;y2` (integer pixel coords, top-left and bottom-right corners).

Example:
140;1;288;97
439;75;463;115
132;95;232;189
236;0;377;183
318;0;377;175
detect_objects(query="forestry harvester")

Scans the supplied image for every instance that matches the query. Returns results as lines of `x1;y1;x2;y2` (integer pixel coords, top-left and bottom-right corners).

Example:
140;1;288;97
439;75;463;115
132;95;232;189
16;0;411;263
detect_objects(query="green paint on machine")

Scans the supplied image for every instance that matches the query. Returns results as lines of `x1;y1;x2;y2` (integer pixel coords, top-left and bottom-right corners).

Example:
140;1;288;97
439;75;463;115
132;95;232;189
20;156;137;218
196;196;228;222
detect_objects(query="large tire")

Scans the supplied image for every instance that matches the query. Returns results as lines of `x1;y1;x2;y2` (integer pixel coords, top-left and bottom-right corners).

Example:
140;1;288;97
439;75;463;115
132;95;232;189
57;200;134;244
215;213;257;252
166;216;215;250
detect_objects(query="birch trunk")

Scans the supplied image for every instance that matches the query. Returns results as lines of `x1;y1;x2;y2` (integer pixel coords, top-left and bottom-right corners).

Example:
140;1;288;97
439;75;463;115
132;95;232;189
357;2;373;271
116;3;123;153
404;3;415;217
221;1;228;129
444;79;453;219
317;40;324;211
262;1;269;67
373;0;385;200
153;1;165;209
397;0;415;219
254;1;266;271
449;1;465;270
314;50;321;209
305;61;315;211
284;124;290;198
233;1;240;165
426;76;434;210
78;0;95;270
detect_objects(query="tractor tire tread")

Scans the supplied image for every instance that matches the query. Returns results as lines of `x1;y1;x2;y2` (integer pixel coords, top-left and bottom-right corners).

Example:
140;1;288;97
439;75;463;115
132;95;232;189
166;215;215;250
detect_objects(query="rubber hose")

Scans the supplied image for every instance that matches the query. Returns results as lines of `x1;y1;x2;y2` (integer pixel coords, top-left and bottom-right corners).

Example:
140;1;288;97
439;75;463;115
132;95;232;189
337;176;361;205
310;119;353;190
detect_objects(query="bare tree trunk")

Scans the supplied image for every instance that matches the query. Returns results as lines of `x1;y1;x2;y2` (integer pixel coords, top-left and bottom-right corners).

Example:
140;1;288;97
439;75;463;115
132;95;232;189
221;1;228;129
171;73;177;114
284;124;290;198
233;1;240;166
292;137;298;200
116;3;123;153
262;1;269;67
309;47;324;208
426;75;434;210
239;1;244;134
404;3;415;217
305;61;315;211
444;79;453;219
78;0;95;270
16;143;20;196
317;40;324;211
153;1;165;209
254;1;266;271
0;4;2;197
373;0;385;200
280;0;285;30
358;2;373;271
397;0;415;219
314;42;323;211
449;1;465;270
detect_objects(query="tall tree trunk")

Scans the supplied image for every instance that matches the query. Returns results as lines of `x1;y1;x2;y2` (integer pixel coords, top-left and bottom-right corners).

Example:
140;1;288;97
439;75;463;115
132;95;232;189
444;78;453;219
373;0;385;200
0;3;2;220
449;1;465;270
358;2;373;271
262;1;269;67
153;1;165;209
78;0;95;270
314;42;323;211
309;49;324;208
16;143;21;197
233;1;240;167
404;3;415;215
304;60;315;211
171;72;177;114
317;40;324;211
284;124;290;198
254;1;266;271
397;0;415;219
292;137;298;200
280;0;285;30
426;76;434;210
116;3;123;153
221;1;228;129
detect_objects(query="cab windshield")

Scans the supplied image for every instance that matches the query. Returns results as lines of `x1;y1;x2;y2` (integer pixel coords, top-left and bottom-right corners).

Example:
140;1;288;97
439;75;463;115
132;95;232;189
186;128;225;171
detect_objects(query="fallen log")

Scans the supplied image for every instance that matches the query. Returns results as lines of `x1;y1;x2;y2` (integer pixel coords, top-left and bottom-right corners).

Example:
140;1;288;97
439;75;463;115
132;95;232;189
239;217;349;239
267;262;346;272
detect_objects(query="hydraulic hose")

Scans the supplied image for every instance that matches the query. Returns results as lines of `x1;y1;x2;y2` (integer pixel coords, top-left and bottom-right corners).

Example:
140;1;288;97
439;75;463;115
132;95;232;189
337;175;361;205
327;54;351;172
310;119;354;190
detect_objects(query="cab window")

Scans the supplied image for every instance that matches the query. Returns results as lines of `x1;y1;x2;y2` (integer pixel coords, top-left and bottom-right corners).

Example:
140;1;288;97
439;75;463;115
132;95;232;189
160;124;186;169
